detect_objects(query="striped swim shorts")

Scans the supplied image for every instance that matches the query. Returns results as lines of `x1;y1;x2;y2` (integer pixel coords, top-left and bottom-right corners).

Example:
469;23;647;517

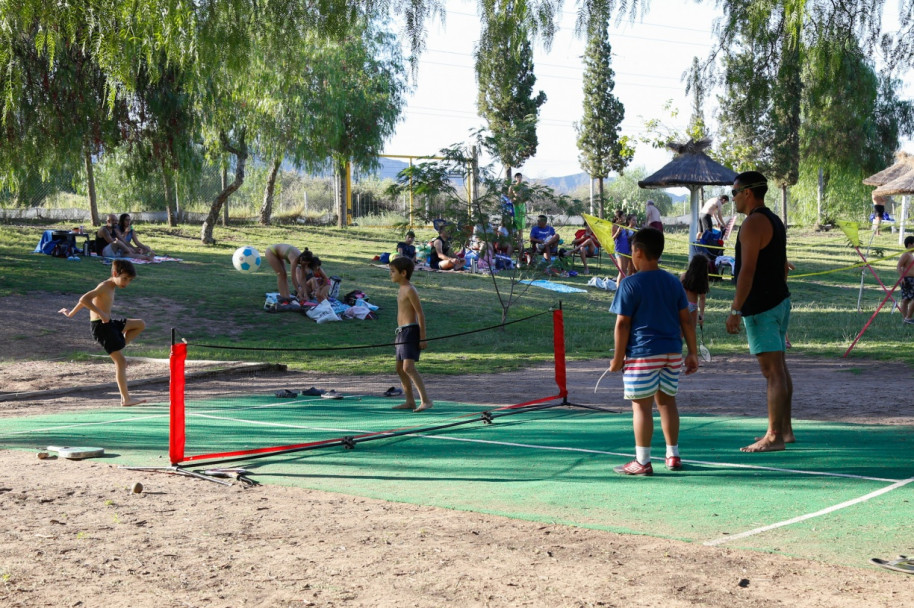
622;353;682;400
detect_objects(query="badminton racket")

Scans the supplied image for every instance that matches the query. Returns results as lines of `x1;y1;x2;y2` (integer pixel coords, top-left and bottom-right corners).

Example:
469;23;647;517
698;324;711;363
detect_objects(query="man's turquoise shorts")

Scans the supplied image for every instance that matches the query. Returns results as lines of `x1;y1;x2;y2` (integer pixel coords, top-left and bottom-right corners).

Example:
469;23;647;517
743;298;791;355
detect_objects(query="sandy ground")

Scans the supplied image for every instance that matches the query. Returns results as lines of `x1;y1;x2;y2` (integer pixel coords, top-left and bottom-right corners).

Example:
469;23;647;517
1;292;913;607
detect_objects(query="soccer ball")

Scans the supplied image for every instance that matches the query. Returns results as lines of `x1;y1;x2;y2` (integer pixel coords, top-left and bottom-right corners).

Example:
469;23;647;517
232;246;261;273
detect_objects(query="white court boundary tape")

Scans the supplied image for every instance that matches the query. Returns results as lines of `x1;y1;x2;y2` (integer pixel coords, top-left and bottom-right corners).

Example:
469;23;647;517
703;476;914;546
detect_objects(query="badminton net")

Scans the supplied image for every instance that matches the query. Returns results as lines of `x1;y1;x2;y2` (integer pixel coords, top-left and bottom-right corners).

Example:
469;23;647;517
168;308;569;466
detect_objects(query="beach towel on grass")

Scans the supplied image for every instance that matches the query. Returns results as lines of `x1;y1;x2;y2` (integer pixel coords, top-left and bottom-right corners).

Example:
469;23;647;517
102;255;182;264
518;279;587;294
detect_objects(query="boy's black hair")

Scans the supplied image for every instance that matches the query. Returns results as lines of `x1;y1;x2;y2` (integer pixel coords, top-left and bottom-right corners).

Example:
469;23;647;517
905;236;914;248
537;214;548;221
390;256;415;280
112;259;137;278
734;171;769;199
681;255;710;295
310;256;322;268
406;230;415;238
631;227;664;260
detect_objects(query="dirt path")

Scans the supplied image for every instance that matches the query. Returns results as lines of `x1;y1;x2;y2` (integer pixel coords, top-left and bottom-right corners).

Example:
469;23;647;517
1;293;913;606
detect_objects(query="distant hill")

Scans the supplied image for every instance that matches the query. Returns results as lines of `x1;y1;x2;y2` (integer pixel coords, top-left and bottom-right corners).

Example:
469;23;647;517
538;172;592;193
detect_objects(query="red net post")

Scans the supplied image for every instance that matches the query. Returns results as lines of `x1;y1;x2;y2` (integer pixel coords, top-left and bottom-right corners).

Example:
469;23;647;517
552;307;568;401
169;342;187;465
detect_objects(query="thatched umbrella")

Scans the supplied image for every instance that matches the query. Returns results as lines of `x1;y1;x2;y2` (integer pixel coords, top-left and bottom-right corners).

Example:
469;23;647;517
638;139;738;256
862;151;914;186
869;153;914;245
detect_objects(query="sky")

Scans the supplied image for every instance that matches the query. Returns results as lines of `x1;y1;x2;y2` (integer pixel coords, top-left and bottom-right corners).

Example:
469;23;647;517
383;0;914;181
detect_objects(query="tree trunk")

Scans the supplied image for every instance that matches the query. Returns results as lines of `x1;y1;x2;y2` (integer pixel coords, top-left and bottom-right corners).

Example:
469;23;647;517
335;161;347;228
598;177;605;219
84;147;99;226
781;184;788;231
202;129;247;244
160;158;177;227
221;166;229;226
259;159;281;225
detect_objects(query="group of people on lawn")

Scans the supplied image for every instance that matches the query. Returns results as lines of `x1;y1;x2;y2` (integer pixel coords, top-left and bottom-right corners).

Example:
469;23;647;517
94;213;156;260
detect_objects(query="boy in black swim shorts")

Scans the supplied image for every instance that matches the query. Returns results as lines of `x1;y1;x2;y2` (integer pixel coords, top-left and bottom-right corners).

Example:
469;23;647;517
59;259;147;407
389;257;433;412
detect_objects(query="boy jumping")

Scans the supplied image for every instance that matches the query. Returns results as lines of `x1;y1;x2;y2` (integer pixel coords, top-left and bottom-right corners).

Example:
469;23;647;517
59;259;147;407
388;257;433;412
609;228;699;475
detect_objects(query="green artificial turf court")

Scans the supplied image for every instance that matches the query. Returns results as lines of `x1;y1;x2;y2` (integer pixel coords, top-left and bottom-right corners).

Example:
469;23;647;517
1;393;912;567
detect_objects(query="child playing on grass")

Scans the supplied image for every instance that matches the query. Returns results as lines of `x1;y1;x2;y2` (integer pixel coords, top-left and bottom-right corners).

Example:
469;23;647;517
58;259;147;407
388;256;433;412
609;228;699;475
681;255;710;330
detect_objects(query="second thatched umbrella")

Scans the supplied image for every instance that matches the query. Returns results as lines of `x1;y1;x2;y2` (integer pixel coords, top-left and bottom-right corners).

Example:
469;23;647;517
638;139;738;256
869;153;914;245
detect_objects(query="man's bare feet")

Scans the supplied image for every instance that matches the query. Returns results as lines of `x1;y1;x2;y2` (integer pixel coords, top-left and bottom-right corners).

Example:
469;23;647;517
741;437;786;452
392;402;416;410
121;399;148;407
413;402;433;413
755;433;795;443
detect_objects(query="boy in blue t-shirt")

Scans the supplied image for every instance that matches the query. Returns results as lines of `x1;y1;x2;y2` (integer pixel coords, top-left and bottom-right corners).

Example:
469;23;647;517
609;228;699;476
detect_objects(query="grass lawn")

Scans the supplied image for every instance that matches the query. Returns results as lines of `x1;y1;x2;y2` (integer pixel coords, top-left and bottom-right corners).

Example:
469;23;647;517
2;220;911;373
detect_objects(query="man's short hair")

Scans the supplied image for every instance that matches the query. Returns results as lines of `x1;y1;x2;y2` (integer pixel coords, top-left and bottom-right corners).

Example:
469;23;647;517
720;195;729;202
405;230;415;238
537;214;547;222
113;259;137;278
735;171;768;199
514;172;523;179
390;256;414;280
631;227;664;260
905;236;914;248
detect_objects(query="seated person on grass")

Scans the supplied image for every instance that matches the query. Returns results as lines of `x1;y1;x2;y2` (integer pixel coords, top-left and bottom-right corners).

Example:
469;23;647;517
115;213;156;259
302;254;331;303
493;217;514;256
95;214;133;258
571;225;599;274
530;215;560;261
396;231;418;262
429;223;463;270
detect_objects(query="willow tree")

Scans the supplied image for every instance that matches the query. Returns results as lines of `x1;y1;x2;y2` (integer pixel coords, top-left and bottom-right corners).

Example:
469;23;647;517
322;23;408;228
475;0;547;179
575;13;631;218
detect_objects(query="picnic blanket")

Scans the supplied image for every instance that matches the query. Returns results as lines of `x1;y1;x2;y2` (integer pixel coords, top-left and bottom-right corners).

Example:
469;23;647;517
101;255;182;264
518;279;588;294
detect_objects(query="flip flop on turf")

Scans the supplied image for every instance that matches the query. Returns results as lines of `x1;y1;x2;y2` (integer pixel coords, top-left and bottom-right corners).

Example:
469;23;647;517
383;386;403;397
274;389;298;398
301;387;323;396
869;556;914;574
321;390;343;400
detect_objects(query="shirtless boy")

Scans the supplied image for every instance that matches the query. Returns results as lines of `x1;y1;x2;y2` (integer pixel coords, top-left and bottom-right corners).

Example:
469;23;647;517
898;236;914;324
58;260;147;406
388;257;432;412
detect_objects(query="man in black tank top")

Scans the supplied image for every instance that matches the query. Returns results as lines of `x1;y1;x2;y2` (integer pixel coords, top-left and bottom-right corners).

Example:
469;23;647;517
725;171;794;453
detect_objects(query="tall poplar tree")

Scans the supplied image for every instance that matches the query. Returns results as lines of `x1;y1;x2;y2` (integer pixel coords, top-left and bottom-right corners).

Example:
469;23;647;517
475;0;547;179
575;15;631;218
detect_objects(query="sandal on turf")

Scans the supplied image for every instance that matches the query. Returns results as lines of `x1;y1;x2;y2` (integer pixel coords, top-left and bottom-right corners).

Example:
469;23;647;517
301;387;323;396
870;556;914;574
383;386;404;397
274;389;298;398
321;390;343;400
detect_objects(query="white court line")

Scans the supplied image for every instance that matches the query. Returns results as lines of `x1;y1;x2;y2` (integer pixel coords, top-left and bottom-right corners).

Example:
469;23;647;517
703;476;914;546
186;413;902;484
2;396;323;436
